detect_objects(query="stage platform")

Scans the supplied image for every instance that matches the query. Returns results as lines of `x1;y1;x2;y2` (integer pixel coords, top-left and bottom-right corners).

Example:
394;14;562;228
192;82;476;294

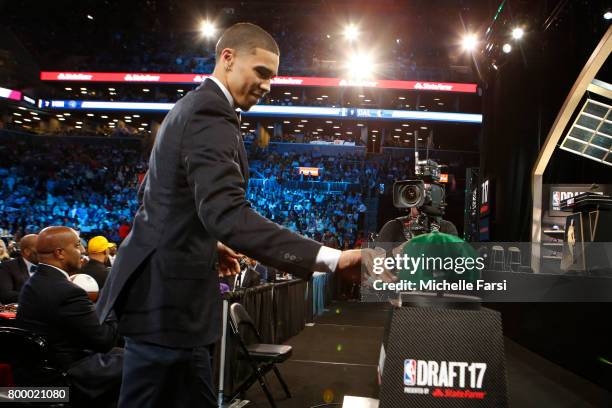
242;301;611;407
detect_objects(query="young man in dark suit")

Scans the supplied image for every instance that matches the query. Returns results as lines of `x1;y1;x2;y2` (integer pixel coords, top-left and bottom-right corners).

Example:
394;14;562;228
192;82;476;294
0;234;38;304
16;226;122;404
222;256;262;290
96;22;362;408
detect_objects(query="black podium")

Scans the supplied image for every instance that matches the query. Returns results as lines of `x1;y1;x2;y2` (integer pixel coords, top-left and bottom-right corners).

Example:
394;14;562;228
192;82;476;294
378;293;508;408
560;192;612;274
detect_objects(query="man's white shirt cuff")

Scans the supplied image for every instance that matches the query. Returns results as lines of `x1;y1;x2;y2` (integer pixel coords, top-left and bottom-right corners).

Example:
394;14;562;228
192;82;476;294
314;246;342;273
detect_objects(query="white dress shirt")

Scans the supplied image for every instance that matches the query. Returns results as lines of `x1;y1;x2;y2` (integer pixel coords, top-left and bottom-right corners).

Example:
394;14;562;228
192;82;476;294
24;258;36;276
206;76;342;273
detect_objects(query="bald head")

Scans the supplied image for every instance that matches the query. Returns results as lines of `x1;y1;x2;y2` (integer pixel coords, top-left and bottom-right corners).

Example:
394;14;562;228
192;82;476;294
19;234;38;264
37;226;84;274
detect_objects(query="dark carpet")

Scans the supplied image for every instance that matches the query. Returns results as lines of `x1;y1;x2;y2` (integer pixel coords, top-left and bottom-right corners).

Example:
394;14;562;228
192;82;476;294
240;301;611;408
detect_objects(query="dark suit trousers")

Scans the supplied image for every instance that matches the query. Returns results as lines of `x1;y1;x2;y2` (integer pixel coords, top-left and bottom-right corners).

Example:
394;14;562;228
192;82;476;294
119;337;217;408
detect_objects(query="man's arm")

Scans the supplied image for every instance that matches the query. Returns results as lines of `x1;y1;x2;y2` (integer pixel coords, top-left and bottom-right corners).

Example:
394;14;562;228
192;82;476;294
184;104;323;278
59;286;119;352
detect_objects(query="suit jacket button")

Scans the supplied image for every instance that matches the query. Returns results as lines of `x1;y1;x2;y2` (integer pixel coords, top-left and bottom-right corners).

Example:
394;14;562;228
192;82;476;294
290;255;296;261
284;253;290;260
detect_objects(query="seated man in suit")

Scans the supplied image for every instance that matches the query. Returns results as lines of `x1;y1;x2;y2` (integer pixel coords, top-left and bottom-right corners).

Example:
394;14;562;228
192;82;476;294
222;256;261;290
16;226;122;404
0;234;38;304
238;257;262;289
82;236;112;290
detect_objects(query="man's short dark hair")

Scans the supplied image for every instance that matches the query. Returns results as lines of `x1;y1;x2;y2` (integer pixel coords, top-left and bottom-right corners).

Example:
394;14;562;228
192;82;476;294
215;22;280;59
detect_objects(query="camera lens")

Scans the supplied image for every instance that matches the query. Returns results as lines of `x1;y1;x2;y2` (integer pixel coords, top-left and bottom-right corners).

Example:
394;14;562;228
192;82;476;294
405;186;418;200
401;185;422;206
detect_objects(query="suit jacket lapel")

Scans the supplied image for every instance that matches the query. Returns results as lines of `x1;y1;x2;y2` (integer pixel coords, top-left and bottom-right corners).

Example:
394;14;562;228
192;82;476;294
236;138;249;184
203;79;249;183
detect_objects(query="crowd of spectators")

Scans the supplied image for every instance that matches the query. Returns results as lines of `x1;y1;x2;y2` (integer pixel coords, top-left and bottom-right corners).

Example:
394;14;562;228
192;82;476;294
246;184;366;250
0;138;145;242
256;131;364;146
248;149;415;193
1;117;153;140
0;134;427;247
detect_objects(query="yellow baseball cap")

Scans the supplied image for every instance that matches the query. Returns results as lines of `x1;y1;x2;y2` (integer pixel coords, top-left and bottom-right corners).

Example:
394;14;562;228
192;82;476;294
87;236;112;254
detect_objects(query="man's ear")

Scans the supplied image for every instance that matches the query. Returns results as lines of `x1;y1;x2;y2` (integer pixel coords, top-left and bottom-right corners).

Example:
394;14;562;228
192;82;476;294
220;48;235;70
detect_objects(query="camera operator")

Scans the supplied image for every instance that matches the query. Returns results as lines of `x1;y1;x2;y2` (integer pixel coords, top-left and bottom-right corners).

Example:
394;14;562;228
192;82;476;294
377;207;458;244
364;159;459;287
375;159;457;246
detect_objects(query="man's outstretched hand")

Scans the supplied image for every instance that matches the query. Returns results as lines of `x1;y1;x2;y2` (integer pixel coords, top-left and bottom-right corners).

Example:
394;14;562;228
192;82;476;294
217;242;241;277
336;249;362;275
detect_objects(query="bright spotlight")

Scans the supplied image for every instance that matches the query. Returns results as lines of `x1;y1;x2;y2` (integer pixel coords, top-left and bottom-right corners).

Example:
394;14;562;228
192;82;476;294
511;27;524;40
200;21;216;38
346;53;375;79
502;43;512;53
343;24;359;41
604;11;612;20
462;34;478;52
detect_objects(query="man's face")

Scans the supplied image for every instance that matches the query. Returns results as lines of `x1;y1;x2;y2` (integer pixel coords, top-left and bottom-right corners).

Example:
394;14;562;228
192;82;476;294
60;231;85;274
226;47;279;111
22;245;38;264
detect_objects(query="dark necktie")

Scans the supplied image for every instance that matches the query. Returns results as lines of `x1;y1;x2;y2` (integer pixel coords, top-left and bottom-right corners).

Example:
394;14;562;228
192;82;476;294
29;264;38;274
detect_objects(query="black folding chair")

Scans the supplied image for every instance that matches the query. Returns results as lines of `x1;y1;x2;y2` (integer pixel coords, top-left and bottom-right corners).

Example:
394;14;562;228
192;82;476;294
0;326;70;407
228;302;292;408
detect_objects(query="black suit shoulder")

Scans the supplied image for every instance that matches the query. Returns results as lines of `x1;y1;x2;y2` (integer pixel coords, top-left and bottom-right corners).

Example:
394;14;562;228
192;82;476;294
0;257;27;275
0;257;28;304
17;266;118;358
191;80;239;117
19;269;90;323
181;82;241;152
169;81;239;135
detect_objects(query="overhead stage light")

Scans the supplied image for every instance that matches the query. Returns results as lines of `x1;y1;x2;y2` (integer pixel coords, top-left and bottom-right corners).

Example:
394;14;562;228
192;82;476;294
512;27;524;40
502;43;512;54
462;34;478;52
346;53;375;79
200;21;216;38
343;24;359;41
604;11;612;20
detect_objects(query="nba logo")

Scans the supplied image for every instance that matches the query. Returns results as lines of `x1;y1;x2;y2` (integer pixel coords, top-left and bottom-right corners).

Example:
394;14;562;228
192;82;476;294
404;359;417;386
